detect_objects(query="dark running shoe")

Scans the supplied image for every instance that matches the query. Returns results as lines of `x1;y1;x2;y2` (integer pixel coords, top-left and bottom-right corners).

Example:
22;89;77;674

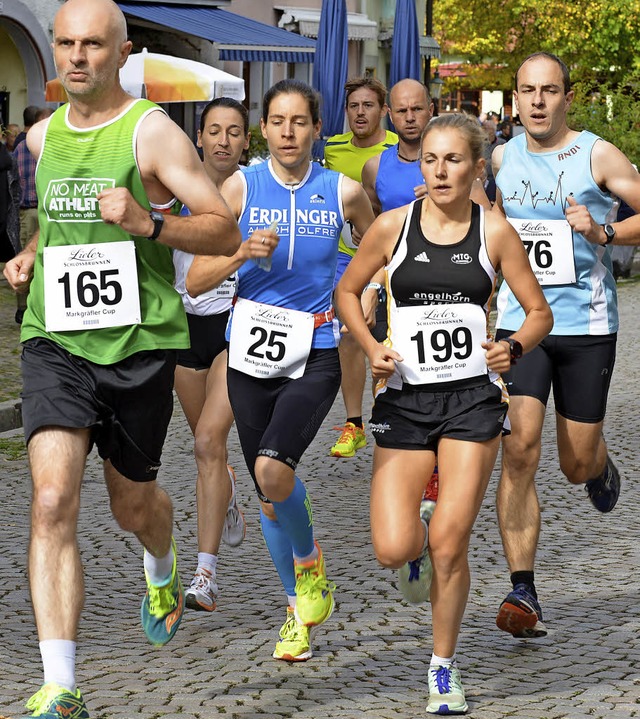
585;454;620;513
496;583;547;638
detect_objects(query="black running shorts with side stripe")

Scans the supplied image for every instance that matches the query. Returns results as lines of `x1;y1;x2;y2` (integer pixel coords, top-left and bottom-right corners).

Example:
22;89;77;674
370;380;509;451
495;330;616;423
21;337;176;481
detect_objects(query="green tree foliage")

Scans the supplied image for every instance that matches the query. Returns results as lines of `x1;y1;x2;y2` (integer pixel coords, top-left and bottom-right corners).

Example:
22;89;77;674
569;72;640;168
433;0;640;89
248;124;268;161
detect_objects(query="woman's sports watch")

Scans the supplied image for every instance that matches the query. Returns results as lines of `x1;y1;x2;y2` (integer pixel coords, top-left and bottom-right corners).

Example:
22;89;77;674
503;337;523;365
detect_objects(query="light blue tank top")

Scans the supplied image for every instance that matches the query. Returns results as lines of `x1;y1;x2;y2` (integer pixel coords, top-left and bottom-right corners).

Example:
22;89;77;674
232;159;344;348
496;131;618;335
376;146;425;213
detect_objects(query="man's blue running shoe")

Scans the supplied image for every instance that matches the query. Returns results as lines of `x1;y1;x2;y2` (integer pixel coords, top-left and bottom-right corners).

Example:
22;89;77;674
585;454;621;513
141;537;184;646
496;583;547;638
20;683;89;718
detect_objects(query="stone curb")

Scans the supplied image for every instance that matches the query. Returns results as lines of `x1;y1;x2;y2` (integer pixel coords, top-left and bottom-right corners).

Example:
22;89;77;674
0;399;22;433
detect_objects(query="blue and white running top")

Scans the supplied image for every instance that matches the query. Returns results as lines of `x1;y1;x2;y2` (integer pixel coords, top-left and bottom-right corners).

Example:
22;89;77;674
496;130;618;335
376;146;425;213
231;159;344;348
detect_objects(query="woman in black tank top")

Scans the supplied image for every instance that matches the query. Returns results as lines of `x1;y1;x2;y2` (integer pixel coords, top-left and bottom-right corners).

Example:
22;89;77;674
335;114;552;715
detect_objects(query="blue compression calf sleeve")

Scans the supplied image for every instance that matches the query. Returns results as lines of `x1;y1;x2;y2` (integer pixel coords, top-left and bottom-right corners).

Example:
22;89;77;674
259;509;296;596
271;475;315;559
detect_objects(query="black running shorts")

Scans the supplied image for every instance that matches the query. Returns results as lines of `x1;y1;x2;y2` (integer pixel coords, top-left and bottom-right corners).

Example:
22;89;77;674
227;348;341;500
176;310;230;370
495;330;616;423
370;380;509;451
21;337;176;481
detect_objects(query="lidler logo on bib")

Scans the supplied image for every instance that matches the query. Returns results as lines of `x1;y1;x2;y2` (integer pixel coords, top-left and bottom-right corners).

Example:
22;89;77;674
63;247;111;268
518;221;553;237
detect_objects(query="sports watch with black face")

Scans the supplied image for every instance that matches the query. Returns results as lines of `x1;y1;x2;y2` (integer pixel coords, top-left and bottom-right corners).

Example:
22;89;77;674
602;223;616;245
503;337;523;365
148;210;165;241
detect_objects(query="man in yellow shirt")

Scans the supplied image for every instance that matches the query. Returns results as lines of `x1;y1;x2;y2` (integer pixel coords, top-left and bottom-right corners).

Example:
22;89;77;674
324;77;397;458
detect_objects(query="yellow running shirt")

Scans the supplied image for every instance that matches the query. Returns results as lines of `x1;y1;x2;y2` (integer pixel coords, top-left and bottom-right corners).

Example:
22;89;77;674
324;130;397;257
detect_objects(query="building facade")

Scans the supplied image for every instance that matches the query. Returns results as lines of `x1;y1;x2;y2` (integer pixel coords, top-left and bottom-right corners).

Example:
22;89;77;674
1;1;432;136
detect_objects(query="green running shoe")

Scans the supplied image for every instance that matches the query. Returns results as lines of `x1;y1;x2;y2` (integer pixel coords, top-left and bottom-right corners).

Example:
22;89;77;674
141;537;184;646
294;542;336;627
273;607;314;661
20;683;89;718
330;422;366;457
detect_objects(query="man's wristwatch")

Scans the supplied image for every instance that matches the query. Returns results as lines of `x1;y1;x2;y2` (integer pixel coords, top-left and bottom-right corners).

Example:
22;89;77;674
502;337;523;365
602;223;615;245
148;210;165;241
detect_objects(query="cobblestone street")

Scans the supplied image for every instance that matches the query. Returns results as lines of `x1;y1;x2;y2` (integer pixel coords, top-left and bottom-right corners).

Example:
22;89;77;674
1;276;639;718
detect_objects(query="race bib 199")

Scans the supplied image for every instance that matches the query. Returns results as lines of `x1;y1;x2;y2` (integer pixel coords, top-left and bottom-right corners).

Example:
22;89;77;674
43;241;141;332
507;218;576;285
228;298;314;379
391;303;488;385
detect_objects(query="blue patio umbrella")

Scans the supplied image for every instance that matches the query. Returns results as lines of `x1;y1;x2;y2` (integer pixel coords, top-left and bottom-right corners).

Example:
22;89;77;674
312;0;348;159
389;0;422;90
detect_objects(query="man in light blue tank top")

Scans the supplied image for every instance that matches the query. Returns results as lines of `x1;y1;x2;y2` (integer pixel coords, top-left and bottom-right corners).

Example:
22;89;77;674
492;52;640;641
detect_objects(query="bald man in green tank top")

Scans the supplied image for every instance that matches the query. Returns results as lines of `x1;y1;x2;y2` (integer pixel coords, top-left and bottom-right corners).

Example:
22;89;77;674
3;1;240;716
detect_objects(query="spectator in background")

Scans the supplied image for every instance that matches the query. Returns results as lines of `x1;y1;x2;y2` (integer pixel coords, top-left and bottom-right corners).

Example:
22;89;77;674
0;140;20;261
3;123;20;152
13;105;39;149
498;118;514;141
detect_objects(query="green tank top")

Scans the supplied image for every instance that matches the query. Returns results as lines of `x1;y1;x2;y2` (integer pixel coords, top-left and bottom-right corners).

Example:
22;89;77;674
22;99;189;364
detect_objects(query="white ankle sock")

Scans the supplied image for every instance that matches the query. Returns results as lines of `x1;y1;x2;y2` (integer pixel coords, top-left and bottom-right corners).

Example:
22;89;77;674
430;652;455;667
293;545;319;563
144;543;174;586
41;639;76;692
197;552;217;576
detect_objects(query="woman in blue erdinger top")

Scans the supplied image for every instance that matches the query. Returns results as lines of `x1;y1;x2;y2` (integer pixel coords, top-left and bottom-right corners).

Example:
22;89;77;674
192;79;374;662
